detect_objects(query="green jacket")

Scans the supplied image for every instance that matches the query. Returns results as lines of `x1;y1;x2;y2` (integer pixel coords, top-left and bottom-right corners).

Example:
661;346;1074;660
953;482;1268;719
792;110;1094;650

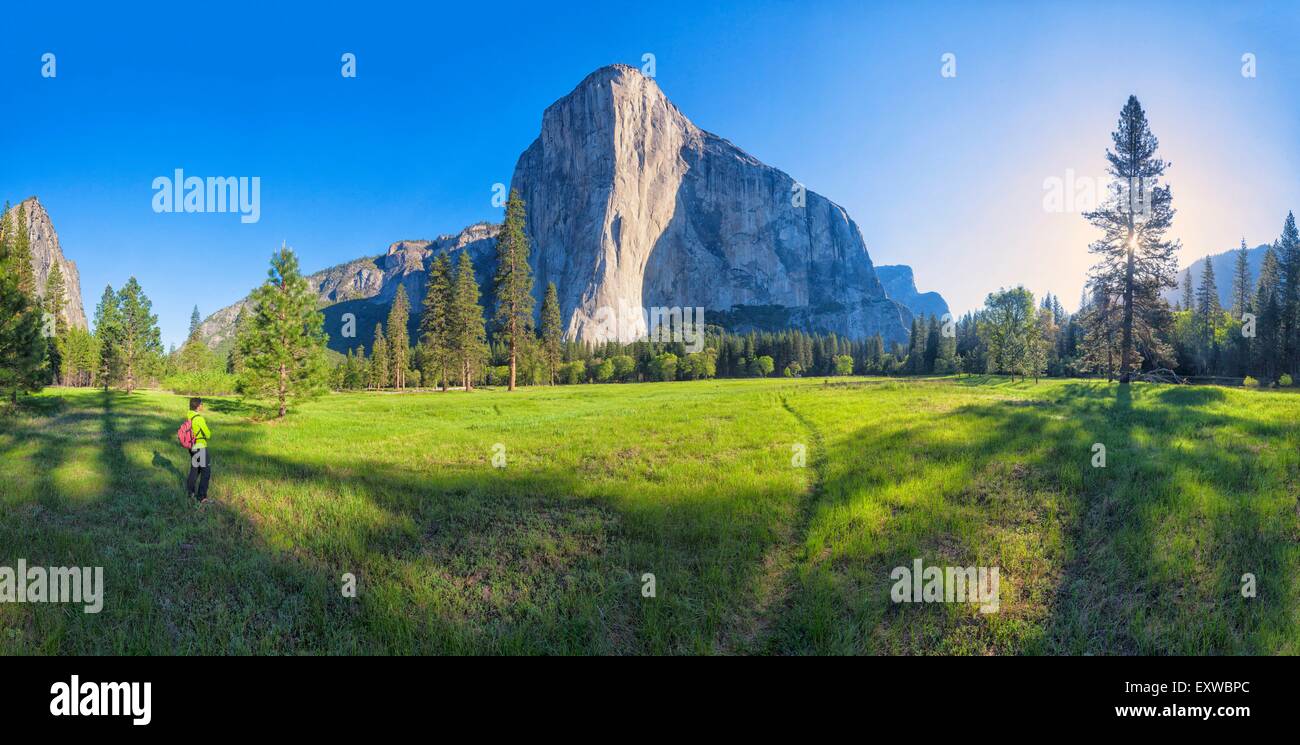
188;410;210;449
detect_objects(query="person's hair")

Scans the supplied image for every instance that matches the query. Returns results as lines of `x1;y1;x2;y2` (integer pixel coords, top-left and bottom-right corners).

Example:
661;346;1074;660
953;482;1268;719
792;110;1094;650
189;397;203;411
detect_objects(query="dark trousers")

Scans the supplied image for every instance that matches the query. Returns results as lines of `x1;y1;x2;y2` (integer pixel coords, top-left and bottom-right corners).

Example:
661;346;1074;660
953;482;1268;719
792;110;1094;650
187;448;211;500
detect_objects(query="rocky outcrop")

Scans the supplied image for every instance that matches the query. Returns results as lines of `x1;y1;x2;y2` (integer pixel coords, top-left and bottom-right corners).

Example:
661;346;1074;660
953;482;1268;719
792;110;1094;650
875;265;950;320
6;197;88;329
510;64;909;344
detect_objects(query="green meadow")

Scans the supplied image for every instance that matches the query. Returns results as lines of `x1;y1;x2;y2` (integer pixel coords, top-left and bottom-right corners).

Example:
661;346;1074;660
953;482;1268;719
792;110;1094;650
1;377;1296;655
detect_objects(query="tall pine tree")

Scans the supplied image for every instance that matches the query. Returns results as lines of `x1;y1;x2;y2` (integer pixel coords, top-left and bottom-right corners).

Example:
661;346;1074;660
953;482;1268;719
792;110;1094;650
450;251;487;390
1082;96;1180;382
419;253;454;390
0;203;46;401
93;285;123;390
43;263;68;384
1276;212;1300;376
540;281;563;384
494;190;534;391
236;245;329;417
1231;239;1252;376
117;277;163;393
386;284;411;389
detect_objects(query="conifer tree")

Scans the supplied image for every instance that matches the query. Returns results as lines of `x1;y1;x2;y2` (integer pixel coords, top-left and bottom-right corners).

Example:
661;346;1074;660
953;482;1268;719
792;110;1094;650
0;206;45;401
1194;257;1221;375
540;281;563;384
494;189;534;391
43;263;68;384
116;277;163;393
450;251;487;390
386;284;411;389
1253;244;1284;382
1276;212;1300;376
1083;96;1180;381
419;253;454;390
1230;240;1253;376
4;203;36;298
93;285;123;390
236;245;329;417
370;324;390;389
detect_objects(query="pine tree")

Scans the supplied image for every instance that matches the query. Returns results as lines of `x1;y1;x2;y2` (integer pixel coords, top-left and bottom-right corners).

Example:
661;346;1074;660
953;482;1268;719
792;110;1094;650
1229;240;1253;377
1232;239;1252;320
923;316;941;373
370;324;390;389
1082;96;1180;382
116;277;163;393
92;285;123;390
540;282;563;384
1276;212;1300;376
386;284;411;389
0;207;46;401
43;263;68;385
1253;244;1284;382
4;203;36;298
236;245;329;417
1194;257;1221;375
494;189;534;391
450;251;487;390
189;306;202;339
419;253;454;390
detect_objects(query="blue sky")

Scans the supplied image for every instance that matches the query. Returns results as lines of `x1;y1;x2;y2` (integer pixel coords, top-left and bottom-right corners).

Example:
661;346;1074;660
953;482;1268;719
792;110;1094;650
2;0;1298;348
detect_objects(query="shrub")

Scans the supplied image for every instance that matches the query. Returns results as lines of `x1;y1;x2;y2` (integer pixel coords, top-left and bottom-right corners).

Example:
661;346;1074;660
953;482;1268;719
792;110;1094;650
1243;376;1260;388
1280;374;1294;387
559;361;584;385
487;365;510;386
611;355;637;382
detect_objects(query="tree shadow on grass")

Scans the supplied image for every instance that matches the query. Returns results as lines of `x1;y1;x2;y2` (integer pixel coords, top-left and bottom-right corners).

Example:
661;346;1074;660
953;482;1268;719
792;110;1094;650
759;381;1297;655
1;390;803;655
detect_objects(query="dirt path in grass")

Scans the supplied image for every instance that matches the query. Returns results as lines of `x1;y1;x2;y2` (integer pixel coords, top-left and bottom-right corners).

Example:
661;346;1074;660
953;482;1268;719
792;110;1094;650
715;392;827;654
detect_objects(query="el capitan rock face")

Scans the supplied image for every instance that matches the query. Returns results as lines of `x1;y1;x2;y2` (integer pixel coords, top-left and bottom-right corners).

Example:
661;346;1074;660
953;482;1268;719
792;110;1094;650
201;64;942;350
510;64;910;344
7;198;88;330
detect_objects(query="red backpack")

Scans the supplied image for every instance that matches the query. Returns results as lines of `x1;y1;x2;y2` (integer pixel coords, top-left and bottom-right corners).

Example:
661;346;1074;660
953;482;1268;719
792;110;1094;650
177;417;196;450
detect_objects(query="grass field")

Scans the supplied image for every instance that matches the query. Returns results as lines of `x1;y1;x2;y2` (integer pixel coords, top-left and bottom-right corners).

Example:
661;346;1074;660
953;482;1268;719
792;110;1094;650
1;376;1297;655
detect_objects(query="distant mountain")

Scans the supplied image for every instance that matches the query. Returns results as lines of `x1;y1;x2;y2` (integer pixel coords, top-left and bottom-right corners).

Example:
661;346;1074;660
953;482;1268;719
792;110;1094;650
5;197;88;330
1164;244;1270;309
875;265;949;320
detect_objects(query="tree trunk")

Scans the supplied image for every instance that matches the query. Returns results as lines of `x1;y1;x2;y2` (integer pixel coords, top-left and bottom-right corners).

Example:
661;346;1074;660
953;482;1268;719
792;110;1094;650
464;358;472;392
508;315;518;391
278;363;288;418
1119;244;1135;384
